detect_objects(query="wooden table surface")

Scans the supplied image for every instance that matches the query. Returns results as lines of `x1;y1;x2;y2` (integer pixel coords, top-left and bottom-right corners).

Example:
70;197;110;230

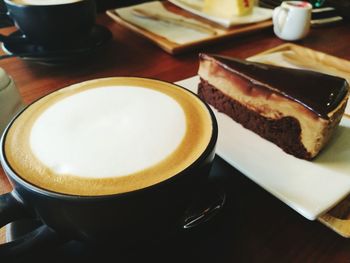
1;12;350;262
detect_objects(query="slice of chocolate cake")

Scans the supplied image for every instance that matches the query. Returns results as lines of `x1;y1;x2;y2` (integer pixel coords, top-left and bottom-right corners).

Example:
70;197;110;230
198;53;349;160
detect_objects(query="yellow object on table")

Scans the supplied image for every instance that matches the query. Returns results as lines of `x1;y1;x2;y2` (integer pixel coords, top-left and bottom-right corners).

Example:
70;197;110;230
203;0;254;17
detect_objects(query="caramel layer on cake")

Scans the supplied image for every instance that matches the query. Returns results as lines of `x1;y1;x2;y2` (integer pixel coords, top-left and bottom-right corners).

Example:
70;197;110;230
198;53;349;159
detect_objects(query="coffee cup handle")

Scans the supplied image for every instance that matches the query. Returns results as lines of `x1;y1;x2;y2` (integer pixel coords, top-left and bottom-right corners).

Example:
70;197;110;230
182;183;225;229
0;191;63;259
0;13;27;44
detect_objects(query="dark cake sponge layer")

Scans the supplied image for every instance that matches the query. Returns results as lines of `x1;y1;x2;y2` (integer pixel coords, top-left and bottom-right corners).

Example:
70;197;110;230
198;79;312;160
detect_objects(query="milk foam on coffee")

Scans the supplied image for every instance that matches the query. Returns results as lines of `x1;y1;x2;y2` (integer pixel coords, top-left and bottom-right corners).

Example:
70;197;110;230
11;0;81;5
30;86;186;178
4;78;212;196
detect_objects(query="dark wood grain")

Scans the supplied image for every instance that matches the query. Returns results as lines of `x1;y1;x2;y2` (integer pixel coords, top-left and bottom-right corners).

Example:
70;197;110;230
1;13;350;262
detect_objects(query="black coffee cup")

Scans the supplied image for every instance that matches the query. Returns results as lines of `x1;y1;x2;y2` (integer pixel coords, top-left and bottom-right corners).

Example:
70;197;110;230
0;0;96;48
0;77;224;259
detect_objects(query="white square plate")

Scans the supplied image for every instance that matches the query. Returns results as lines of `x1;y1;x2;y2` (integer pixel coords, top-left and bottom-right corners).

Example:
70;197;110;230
176;76;350;220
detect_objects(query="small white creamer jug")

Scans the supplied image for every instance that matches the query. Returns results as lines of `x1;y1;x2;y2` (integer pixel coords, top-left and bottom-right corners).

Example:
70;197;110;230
273;1;312;41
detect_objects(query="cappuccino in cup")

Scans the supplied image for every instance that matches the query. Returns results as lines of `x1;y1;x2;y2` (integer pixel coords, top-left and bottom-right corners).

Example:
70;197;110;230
4;77;213;196
10;0;82;5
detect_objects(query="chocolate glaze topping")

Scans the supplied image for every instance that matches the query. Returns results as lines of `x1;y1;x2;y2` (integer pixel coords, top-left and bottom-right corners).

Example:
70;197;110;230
200;53;349;119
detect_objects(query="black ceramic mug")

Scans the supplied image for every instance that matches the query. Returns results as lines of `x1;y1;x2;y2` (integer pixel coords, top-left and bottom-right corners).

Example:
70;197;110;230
0;77;224;258
0;0;96;48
